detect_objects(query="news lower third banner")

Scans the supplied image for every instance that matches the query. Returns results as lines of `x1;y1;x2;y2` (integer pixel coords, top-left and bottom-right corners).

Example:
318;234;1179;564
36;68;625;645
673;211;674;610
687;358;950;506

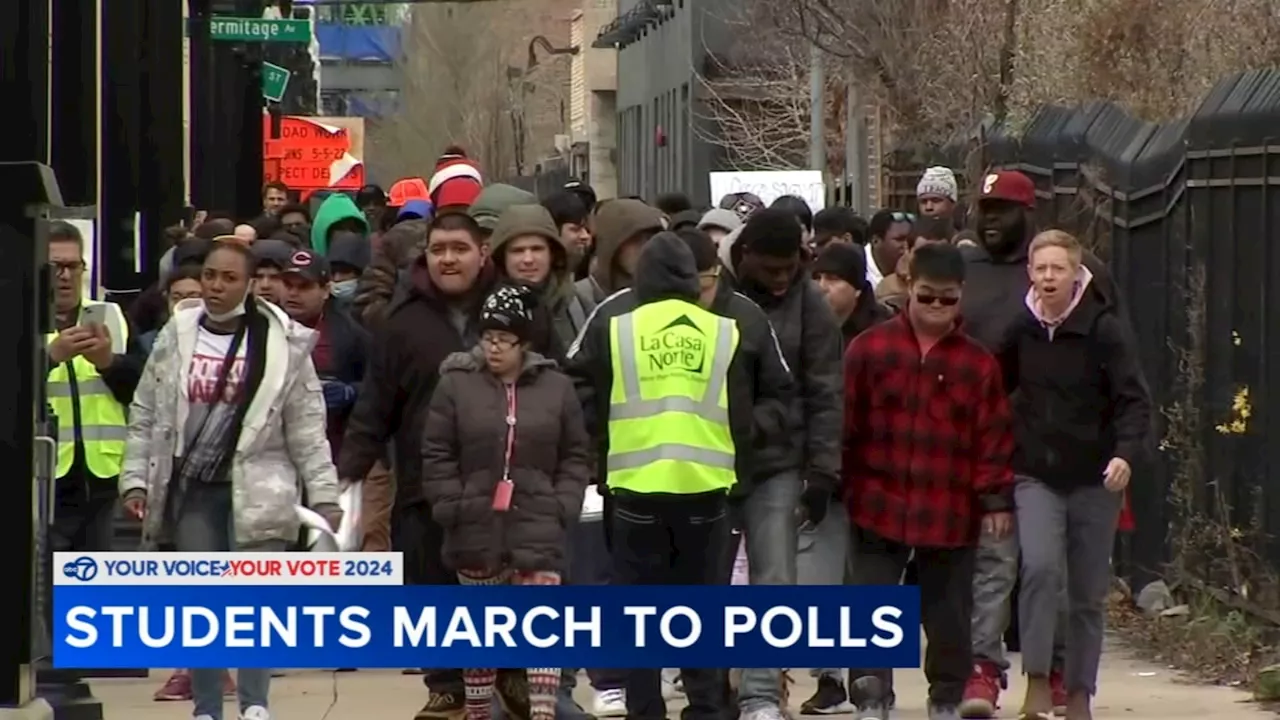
52;553;921;669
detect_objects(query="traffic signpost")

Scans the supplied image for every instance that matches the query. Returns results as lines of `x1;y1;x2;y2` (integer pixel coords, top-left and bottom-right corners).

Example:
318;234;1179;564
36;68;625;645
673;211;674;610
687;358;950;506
209;16;310;43
262;62;291;102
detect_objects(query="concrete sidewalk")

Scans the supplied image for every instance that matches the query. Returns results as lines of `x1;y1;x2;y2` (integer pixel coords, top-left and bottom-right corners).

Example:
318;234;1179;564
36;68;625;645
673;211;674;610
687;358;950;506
90;643;1269;719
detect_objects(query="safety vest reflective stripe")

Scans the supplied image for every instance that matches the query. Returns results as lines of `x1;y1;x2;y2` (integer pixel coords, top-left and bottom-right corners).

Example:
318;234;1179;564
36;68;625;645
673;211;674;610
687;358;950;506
609;312;736;425
46;378;111;397
606;443;736;472
606;301;739;494
47;301;130;480
56;425;129;444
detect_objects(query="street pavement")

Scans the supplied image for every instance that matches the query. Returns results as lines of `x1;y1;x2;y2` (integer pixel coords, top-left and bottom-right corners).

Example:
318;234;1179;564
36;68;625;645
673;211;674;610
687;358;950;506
90;642;1270;719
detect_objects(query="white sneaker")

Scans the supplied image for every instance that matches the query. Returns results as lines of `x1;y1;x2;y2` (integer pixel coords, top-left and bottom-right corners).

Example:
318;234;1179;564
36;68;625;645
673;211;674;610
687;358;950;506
741;706;788;720
240;705;271;720
592;688;627;717
661;669;684;700
195;716;216;720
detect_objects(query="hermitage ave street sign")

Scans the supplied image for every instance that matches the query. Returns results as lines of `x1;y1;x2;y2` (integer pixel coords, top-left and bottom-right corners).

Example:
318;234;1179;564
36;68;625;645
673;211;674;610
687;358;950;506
209;16;310;43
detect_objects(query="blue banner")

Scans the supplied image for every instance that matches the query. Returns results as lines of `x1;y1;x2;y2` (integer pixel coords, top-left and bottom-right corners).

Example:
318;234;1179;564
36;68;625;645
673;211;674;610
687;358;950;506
54;585;920;669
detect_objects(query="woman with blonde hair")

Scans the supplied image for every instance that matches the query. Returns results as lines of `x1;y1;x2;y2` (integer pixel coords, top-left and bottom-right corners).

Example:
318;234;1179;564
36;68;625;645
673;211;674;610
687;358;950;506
998;229;1151;720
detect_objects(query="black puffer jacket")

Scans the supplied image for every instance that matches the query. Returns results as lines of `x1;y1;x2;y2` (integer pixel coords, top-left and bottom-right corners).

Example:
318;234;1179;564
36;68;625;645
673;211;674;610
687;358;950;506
717;227;844;493
421;348;591;572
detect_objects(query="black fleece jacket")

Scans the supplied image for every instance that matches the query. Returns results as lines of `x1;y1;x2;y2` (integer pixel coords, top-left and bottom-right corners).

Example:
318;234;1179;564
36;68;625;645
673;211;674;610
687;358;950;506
998;283;1152;491
565;233;795;496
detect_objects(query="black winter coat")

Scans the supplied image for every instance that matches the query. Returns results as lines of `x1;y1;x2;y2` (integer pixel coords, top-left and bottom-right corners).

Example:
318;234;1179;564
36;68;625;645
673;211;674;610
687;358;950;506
421;349;591;572
338;257;497;506
717;235;844;493
999;285;1152;491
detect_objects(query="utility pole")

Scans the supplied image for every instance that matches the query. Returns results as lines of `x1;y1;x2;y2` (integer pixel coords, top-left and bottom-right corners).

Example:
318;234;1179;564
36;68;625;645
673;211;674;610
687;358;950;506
844;80;870;212
808;43;825;174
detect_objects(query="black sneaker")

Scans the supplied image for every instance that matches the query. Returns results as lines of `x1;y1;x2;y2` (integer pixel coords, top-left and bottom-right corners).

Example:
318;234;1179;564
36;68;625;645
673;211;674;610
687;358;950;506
848;676;888;720
800;675;853;715
416;692;465;720
496;671;531;720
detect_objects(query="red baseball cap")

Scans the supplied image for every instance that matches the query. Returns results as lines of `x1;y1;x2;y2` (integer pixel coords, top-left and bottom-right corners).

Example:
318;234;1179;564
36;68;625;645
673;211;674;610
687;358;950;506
979;170;1035;208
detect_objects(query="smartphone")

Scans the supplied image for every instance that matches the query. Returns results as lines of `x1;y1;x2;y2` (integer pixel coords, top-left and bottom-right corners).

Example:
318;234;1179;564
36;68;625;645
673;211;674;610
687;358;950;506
80;304;107;328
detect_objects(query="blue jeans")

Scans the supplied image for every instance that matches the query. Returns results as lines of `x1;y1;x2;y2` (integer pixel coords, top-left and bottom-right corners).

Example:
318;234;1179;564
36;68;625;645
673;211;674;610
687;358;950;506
798;508;850;681
735;472;801;712
175;483;285;720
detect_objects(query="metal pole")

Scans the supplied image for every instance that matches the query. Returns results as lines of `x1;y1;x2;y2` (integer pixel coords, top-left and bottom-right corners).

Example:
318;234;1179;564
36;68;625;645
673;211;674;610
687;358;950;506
808;43;824;172
844;79;869;212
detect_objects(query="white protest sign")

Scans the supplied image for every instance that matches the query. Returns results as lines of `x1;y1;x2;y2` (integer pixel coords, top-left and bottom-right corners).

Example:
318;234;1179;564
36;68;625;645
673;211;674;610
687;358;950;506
709;170;826;213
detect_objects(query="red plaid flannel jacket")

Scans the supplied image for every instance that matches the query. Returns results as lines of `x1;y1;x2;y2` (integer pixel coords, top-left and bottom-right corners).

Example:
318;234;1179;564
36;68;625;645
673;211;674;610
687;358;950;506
842;314;1015;548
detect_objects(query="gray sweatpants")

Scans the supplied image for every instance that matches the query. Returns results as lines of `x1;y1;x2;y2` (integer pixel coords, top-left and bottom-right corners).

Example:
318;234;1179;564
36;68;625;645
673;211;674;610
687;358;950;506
1015;478;1121;695
971;513;1068;674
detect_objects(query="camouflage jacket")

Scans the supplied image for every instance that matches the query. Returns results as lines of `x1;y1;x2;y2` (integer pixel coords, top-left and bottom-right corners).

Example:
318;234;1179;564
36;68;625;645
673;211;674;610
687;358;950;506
120;298;341;549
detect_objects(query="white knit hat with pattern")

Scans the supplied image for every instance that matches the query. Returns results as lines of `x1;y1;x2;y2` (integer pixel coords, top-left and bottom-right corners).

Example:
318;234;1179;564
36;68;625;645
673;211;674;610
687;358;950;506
917;166;958;202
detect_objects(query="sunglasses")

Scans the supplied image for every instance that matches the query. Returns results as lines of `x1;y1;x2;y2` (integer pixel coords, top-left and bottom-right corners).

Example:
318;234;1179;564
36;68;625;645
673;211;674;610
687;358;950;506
889;211;916;222
915;293;960;307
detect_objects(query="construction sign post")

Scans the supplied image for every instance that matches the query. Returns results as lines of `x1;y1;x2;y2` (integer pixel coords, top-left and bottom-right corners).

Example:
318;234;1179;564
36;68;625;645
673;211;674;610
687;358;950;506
264;115;365;195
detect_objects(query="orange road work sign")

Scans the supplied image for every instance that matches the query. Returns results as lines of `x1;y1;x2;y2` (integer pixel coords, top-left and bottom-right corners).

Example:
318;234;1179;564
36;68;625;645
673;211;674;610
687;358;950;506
264;115;365;191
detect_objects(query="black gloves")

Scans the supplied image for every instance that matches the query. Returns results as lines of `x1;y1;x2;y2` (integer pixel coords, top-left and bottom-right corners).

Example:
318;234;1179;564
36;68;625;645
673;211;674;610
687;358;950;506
799;483;833;526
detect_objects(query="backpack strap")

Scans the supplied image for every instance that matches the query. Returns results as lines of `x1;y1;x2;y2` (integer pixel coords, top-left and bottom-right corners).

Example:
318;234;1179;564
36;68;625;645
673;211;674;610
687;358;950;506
568;295;588;335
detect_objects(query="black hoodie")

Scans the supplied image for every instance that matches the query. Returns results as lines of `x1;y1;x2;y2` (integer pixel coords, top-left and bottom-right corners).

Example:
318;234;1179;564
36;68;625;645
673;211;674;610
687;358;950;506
998;278;1152;492
717;227;844;493
959;232;1122;352
565;233;795;496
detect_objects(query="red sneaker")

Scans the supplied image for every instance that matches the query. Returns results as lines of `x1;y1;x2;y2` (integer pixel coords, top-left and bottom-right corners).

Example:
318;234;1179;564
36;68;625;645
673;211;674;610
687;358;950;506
958;662;1001;718
223;670;237;698
154;670;192;701
1049;669;1067;715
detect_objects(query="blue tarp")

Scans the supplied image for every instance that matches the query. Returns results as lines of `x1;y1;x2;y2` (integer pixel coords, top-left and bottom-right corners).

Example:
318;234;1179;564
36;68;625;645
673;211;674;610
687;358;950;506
315;25;400;62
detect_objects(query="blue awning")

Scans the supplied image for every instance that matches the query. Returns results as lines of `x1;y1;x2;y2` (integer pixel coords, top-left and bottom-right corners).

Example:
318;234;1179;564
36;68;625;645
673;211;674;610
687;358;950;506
315;25;400;62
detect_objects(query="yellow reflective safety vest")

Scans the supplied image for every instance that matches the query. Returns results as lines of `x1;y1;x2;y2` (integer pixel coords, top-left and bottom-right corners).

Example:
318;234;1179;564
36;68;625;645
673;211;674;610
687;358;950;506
46;301;130;479
606;298;740;494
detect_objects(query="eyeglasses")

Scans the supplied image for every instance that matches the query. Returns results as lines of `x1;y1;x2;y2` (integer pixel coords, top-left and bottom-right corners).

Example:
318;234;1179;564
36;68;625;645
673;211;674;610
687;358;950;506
915;293;960;307
51;261;85;276
481;335;520;350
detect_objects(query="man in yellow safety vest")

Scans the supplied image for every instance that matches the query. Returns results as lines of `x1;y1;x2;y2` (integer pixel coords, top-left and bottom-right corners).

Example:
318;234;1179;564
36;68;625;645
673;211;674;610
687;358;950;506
567;230;788;720
45;221;145;552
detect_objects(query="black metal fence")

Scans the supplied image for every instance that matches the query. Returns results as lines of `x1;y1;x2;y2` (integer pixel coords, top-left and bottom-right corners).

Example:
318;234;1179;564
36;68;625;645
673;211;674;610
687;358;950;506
883;69;1280;592
503;156;573;199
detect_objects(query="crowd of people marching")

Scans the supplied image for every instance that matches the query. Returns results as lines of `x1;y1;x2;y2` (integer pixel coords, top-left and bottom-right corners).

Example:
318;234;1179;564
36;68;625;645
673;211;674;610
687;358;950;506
44;145;1151;720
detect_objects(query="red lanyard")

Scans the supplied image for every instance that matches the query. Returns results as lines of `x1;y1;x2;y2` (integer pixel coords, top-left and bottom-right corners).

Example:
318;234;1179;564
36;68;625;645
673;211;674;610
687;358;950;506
501;383;517;482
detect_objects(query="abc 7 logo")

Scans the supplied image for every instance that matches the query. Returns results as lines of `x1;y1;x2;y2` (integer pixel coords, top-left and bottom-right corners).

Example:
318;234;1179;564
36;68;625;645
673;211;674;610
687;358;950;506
63;556;99;582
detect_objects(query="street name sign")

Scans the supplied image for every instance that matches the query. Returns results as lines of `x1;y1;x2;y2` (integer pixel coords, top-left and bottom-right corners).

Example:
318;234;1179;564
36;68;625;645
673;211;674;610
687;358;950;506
210;16;310;43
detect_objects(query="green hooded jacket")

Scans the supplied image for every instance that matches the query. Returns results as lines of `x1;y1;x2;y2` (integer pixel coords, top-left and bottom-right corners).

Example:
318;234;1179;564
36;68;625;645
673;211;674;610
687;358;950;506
469;184;537;232
311;193;369;255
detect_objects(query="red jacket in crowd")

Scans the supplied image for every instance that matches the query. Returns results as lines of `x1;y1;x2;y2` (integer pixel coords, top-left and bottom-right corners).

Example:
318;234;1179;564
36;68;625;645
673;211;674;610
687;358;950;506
842;314;1016;548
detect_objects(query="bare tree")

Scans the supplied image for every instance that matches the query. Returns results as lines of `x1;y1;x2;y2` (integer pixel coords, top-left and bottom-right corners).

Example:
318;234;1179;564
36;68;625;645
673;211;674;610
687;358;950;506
692;3;849;171
367;3;521;181
771;0;1280;149
771;0;1011;145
